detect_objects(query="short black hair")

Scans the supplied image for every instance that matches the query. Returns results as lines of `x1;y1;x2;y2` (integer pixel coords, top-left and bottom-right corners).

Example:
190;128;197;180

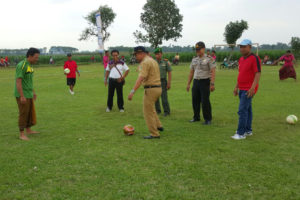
195;41;205;50
111;50;119;55
212;50;216;53
26;48;40;58
134;46;146;54
286;50;291;53
207;49;211;52
105;50;109;54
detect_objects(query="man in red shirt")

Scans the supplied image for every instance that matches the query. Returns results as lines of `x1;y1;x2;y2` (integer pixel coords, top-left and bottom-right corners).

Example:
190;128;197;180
5;56;9;66
0;57;5;67
64;53;80;95
232;39;261;140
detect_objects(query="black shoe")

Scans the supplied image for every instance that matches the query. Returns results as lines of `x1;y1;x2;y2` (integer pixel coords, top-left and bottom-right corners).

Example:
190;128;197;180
157;127;164;131
189;119;200;123
203;120;212;125
144;135;160;139
164;113;170;117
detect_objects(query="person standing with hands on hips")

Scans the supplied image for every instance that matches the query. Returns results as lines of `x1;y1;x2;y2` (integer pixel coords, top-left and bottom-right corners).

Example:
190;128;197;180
231;39;261;140
187;41;216;125
128;46;163;139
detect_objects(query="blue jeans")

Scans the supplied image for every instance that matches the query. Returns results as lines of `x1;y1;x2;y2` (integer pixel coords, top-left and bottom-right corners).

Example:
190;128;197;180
237;90;253;135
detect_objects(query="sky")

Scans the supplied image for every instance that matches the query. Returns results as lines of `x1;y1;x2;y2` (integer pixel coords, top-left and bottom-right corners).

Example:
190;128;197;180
0;0;300;51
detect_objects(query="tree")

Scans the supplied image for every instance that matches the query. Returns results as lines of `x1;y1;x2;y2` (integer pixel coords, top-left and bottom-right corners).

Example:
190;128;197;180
290;37;300;57
133;0;183;48
223;20;248;60
79;5;116;43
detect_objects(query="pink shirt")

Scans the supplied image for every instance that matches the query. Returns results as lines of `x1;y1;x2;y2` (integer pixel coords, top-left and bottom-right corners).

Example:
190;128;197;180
103;56;109;69
280;54;295;67
211;55;216;61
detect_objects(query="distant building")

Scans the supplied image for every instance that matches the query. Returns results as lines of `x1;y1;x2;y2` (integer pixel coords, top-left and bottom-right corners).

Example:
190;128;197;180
49;46;78;55
49;47;66;55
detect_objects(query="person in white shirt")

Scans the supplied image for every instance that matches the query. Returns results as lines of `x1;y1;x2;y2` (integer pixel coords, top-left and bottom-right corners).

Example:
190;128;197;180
105;50;130;112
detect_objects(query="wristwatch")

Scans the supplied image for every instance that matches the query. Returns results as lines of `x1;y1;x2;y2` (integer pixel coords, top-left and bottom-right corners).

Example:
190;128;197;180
210;82;215;86
130;89;135;94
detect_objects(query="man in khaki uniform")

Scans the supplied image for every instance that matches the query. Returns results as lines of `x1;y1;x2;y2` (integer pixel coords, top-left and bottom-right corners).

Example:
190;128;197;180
128;46;163;139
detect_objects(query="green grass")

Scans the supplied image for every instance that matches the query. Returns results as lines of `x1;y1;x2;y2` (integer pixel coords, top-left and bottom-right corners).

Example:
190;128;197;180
0;63;300;200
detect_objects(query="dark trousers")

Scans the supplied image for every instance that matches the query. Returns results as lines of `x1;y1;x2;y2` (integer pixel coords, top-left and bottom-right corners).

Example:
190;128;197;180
107;78;124;110
155;79;170;114
192;79;212;121
237;90;253;135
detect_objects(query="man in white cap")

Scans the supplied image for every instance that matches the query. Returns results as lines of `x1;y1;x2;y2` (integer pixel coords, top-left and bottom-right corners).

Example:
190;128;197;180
231;39;261;140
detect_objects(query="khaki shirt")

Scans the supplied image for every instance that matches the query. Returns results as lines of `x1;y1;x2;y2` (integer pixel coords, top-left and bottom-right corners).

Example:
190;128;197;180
190;55;216;79
139;56;161;86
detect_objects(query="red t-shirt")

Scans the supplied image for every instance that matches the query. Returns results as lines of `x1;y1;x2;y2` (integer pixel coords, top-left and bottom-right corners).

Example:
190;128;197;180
64;60;78;78
238;54;261;93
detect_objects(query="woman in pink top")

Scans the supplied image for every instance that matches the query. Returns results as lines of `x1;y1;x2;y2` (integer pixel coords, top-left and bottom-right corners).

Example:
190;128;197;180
273;50;297;80
211;50;217;61
103;51;109;80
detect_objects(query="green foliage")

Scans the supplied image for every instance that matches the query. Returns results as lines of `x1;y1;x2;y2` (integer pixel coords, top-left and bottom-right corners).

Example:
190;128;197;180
224;20;248;47
214;50;286;62
290;37;300;57
4;50;288;67
5;54;102;67
134;0;183;48
79;5;116;42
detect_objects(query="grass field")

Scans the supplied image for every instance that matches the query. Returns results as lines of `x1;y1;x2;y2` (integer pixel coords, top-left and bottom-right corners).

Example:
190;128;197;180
0;63;300;200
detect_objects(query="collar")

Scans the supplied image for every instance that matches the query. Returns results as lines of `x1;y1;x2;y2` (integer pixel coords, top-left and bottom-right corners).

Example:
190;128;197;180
109;60;124;65
243;53;253;59
22;59;31;68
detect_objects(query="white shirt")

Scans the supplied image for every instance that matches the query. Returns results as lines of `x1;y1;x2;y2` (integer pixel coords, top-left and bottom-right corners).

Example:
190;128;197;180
106;61;129;79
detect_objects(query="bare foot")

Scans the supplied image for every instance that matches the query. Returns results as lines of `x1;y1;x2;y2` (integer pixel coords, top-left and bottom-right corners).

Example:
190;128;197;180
19;135;30;141
27;131;40;134
26;128;40;134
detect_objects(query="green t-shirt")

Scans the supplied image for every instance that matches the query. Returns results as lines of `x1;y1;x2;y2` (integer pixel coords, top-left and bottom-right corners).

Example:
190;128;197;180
158;59;172;79
14;59;34;98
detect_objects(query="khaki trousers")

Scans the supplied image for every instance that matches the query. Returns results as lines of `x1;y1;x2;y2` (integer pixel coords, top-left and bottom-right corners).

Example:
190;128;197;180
16;98;36;131
143;88;162;136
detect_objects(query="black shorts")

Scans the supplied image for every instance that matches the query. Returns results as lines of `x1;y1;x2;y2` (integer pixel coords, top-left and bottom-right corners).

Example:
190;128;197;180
67;78;76;86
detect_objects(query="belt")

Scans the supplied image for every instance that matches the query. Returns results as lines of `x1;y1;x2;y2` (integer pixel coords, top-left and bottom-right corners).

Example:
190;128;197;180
109;78;121;80
194;78;210;81
144;85;161;89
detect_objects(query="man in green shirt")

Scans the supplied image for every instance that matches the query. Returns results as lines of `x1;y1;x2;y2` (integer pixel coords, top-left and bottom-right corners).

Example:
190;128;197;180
154;48;172;116
14;48;40;141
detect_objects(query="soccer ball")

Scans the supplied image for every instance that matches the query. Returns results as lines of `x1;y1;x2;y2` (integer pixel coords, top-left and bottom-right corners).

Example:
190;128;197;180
286;115;298;125
64;68;70;74
123;124;135;136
